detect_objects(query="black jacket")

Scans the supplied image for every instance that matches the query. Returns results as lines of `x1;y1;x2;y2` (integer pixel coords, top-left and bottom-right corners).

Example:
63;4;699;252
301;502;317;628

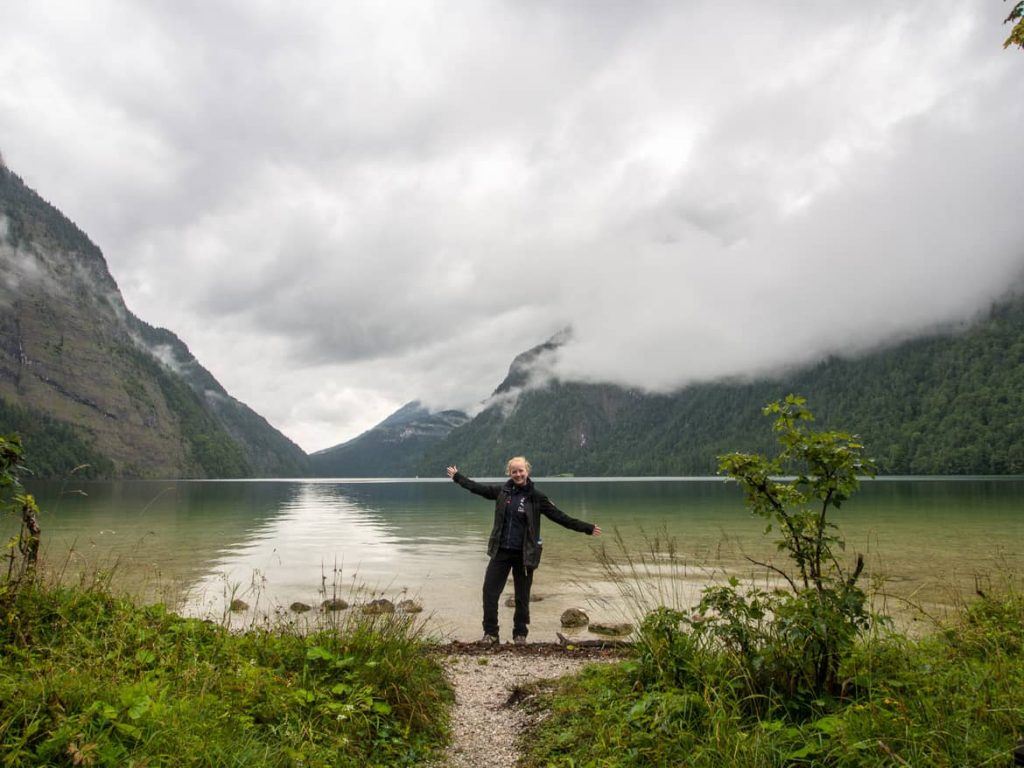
452;472;596;569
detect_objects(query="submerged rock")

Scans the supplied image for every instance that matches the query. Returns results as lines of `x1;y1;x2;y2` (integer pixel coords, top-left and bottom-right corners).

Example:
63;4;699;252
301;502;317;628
229;599;249;612
290;602;312;613
321;598;349;611
560;608;589;628
504;594;544;607
397;599;423;614
361;598;396;615
589;621;633;637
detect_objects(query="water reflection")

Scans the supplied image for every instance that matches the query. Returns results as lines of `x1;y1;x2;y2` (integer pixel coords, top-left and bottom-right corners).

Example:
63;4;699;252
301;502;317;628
16;477;1024;641
16;480;291;595
183;482;495;638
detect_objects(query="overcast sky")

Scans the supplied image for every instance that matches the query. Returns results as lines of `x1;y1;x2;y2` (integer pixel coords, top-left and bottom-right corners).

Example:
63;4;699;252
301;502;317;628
2;1;1022;452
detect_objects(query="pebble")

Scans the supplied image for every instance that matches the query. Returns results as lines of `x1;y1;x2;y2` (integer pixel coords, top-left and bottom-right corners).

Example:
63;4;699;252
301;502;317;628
435;648;613;768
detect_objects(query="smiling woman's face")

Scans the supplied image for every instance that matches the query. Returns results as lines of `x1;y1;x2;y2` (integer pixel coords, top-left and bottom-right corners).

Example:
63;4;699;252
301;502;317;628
508;460;529;486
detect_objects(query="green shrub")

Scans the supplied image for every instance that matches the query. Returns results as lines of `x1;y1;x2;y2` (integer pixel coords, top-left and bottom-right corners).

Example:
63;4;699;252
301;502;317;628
698;395;878;703
0;580;452;767
523;398;1024;767
525;589;1024;767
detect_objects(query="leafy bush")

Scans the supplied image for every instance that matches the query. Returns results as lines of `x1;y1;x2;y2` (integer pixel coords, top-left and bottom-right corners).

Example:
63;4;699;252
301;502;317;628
690;395;878;704
523;399;1024;766
524;583;1024;767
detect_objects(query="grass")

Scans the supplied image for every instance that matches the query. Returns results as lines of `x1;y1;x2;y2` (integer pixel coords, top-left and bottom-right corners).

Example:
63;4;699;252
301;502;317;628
520;584;1024;767
0;574;452;767
526;402;1024;766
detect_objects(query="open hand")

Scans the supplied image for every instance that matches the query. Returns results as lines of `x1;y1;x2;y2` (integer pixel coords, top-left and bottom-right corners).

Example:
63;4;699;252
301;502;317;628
446;465;458;478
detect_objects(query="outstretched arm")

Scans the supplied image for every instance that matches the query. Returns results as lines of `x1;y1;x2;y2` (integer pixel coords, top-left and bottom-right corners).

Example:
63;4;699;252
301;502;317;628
538;495;601;536
446;465;501;500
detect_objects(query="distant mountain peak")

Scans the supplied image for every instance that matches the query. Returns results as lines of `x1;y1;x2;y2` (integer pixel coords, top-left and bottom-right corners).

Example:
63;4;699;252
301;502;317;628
310;401;469;477
493;327;571;396
377;400;430;428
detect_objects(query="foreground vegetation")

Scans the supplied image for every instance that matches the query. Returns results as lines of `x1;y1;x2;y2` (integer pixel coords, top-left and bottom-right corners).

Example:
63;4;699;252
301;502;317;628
523;397;1023;766
523;589;1024;767
1;433;450;767
0;579;451;767
5;391;1024;767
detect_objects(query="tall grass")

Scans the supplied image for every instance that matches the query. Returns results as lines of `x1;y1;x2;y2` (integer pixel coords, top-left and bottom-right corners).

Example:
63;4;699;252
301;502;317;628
0;568;452;767
522;557;1024;768
2;431;451;766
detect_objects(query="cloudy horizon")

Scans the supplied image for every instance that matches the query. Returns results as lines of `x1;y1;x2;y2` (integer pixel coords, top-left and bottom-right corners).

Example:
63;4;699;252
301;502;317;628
2;1;1022;452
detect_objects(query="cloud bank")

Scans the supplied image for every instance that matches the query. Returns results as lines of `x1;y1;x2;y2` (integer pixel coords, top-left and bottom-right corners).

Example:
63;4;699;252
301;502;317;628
1;0;1022;450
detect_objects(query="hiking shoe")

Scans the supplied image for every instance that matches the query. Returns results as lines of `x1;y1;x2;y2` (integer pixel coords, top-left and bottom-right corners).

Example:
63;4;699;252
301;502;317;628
478;634;499;645
513;635;527;645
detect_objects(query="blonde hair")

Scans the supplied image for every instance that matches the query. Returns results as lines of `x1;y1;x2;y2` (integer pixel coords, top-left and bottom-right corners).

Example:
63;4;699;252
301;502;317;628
505;456;532;475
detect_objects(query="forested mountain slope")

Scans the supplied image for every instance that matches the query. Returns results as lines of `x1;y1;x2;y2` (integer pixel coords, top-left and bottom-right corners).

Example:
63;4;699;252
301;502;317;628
0;164;309;478
310;401;469;477
420;302;1024;477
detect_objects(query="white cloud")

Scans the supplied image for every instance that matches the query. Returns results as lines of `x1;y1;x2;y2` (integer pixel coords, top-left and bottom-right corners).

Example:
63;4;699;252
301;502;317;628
1;0;1021;451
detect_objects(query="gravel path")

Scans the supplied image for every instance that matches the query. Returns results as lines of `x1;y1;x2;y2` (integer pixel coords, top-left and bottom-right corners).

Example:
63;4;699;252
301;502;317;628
434;643;622;768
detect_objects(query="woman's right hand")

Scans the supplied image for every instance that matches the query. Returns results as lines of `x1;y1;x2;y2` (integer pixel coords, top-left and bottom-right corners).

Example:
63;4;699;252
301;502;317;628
446;465;459;478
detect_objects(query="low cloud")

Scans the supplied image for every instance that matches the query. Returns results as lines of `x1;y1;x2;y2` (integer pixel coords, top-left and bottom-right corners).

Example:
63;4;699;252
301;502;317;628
144;343;185;376
1;1;1022;450
0;238;68;304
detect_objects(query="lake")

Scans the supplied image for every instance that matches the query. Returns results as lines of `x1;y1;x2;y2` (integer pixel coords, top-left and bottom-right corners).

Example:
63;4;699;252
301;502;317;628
10;477;1024;641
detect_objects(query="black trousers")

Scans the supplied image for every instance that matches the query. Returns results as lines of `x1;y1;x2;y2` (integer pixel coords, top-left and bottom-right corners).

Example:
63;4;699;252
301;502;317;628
482;547;534;638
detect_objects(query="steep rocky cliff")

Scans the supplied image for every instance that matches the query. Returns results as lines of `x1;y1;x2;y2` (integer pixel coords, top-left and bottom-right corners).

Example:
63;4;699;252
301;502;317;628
0;165;308;478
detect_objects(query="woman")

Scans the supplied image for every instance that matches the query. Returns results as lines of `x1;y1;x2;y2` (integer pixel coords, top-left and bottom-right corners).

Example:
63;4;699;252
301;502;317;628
447;457;601;645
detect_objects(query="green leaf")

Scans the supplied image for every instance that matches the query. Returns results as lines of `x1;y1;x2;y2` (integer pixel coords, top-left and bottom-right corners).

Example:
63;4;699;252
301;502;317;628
305;645;335;661
293;688;316;704
113;721;142;739
811;714;842;734
785;742;821;759
127;696;152;720
628;699;650;719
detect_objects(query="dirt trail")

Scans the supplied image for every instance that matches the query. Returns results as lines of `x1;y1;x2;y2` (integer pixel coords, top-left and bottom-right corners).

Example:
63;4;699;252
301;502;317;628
433;643;623;768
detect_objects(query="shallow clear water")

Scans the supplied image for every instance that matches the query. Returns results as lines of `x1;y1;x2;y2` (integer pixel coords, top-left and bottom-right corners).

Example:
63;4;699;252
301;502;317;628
12;476;1024;641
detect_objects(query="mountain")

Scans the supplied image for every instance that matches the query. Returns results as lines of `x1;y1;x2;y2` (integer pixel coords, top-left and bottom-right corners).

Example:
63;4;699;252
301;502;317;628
0;163;309;478
6;157;1020;480
493;329;567;395
420;302;1024;477
310;400;468;477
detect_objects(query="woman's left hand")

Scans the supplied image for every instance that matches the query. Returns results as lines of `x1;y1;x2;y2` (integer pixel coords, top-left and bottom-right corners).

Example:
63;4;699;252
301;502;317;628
592;525;602;536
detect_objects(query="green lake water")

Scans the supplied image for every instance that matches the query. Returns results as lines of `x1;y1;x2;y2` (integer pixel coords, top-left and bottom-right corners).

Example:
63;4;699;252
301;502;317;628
10;477;1023;641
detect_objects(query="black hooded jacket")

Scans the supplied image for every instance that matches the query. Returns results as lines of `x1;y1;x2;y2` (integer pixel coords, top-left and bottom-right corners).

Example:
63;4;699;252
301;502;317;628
451;471;596;569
